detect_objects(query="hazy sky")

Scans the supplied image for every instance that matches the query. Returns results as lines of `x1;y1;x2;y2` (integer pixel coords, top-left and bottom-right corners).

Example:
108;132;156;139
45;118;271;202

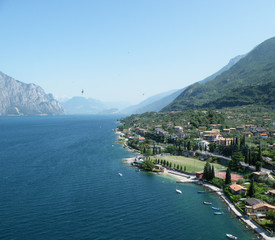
0;0;275;104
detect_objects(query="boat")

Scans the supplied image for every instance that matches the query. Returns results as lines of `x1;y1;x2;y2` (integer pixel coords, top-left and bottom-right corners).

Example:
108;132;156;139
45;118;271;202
176;189;182;194
214;211;223;215
197;191;206;193
212;207;220;210
203;202;212;205
118;173;123;176
226;234;237;239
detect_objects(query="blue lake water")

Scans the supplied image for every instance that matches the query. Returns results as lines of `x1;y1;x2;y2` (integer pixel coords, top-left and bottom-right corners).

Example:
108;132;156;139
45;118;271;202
0;115;256;239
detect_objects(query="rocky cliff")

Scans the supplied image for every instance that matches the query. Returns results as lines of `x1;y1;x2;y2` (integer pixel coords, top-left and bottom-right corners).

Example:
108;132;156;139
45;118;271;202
0;71;64;116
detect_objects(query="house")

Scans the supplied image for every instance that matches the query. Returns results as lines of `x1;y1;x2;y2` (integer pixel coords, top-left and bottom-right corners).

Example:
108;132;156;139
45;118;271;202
138;128;148;134
215;137;233;146
174;126;183;133
230;128;236;131
236;126;245;131
223;129;231;133
215;172;243;183
260;133;268;139
154;164;162;170
243;132;252;138
167;122;173;128
229;184;247;195
252;171;268;180
246;198;263;207
209;124;221;129
202;129;220;142
198;140;209;150
138;137;145;143
196;171;204;179
198;126;207;131
245;203;275;219
266;189;275;200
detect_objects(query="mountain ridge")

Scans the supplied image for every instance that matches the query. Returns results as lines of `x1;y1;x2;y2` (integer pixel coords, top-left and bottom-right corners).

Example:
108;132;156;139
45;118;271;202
162;36;275;111
0;71;64;116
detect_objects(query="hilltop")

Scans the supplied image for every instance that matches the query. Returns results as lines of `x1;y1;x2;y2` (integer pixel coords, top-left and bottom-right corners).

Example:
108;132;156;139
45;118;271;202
163;37;275;111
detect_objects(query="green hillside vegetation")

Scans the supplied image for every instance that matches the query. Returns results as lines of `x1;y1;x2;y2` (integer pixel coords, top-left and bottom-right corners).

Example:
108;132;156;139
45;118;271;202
202;81;275;109
163;36;275;111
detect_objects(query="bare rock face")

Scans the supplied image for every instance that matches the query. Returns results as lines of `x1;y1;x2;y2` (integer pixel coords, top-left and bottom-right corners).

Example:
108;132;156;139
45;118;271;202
0;71;65;116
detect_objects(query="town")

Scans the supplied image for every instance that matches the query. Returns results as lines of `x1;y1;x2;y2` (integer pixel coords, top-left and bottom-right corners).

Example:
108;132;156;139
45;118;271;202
117;106;275;236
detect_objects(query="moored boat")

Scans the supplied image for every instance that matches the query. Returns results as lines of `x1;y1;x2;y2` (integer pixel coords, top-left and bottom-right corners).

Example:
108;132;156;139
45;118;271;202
214;211;223;215
226;233;237;239
176;189;182;194
203;201;212;205
197;190;206;193
212;207;220;210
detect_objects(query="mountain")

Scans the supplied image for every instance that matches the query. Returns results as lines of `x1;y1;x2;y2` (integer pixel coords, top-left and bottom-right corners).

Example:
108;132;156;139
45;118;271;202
61;97;125;114
0;71;64;116
198;55;245;85
162;36;275;111
121;89;182;114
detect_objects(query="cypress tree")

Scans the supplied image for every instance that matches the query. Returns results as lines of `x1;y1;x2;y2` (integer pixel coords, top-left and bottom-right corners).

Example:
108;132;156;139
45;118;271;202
225;167;231;185
257;145;262;163
247;180;256;197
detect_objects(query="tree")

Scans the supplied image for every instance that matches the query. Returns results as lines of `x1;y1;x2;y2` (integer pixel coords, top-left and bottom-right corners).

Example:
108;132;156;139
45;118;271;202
229;151;243;171
257;145;263;163
247;180;256;197
225;167;231;185
187;141;191;151
266;211;275;229
203;162;212;181
255;161;262;171
141;159;155;171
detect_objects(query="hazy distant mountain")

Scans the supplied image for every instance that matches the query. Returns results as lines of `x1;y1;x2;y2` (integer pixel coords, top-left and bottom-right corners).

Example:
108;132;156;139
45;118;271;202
0;71;64;116
162;36;275;111
121;89;182;114
120;54;245;115
61;97;127;114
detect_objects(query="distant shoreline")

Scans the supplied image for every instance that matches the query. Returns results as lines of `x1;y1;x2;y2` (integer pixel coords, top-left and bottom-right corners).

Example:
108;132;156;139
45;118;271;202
115;129;272;240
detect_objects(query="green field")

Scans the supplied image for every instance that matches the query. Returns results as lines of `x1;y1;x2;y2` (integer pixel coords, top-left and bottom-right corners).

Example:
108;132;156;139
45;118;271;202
153;156;226;173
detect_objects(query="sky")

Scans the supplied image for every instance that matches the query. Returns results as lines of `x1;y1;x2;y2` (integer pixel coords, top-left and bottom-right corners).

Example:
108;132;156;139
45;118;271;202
0;0;275;105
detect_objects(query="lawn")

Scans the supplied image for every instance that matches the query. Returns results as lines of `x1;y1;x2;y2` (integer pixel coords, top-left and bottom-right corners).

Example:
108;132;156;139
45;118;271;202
153;156;226;173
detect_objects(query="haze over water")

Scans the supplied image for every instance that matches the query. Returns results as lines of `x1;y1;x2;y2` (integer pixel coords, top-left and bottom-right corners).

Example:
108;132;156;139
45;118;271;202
0;116;256;239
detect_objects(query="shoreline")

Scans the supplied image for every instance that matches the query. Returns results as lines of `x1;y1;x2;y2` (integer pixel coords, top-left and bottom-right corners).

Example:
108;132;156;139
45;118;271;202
115;130;273;240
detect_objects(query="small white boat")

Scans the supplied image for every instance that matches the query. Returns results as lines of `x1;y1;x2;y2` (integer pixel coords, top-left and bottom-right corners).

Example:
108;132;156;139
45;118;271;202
176;189;182;194
212;207;220;210
226;234;237;239
203;201;212;205
118;173;123;176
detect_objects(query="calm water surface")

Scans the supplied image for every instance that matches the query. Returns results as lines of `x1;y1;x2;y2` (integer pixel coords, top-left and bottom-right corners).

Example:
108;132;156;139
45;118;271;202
0;116;256;239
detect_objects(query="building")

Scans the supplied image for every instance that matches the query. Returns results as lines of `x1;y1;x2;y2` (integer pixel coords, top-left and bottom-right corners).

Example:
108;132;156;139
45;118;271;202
266;189;275;200
215;137;233;146
229;184;247;195
174;126;183;133
196;171;204;179
246;203;275;219
243;132;252;138
138;137;145;143
223;129;231;133
198;140;209;150
260;133;268;139
252;172;268;180
236;126;245;131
